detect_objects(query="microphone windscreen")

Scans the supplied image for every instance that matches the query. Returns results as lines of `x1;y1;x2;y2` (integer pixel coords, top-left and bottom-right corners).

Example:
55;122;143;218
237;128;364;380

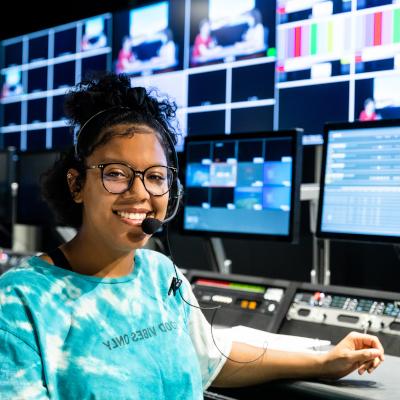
141;217;162;235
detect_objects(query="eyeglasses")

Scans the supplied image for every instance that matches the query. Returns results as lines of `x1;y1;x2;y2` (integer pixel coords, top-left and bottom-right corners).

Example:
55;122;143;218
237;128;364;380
86;162;176;196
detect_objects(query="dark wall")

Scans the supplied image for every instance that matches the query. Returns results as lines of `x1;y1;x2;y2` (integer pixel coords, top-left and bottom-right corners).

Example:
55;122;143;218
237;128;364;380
0;0;135;40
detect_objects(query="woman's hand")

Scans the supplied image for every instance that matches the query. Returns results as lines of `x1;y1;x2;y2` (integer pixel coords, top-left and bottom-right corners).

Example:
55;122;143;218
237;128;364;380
320;331;384;379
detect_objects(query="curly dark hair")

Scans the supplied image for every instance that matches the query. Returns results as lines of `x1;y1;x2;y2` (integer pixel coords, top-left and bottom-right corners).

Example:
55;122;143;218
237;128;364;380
41;73;179;229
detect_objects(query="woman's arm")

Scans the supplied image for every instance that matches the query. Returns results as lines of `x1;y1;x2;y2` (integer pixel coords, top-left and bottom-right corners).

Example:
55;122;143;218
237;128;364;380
212;331;384;388
0;328;49;399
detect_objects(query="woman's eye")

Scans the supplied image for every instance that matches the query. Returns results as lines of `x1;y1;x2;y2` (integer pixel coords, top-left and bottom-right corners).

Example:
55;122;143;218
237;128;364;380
147;174;165;181
105;171;128;178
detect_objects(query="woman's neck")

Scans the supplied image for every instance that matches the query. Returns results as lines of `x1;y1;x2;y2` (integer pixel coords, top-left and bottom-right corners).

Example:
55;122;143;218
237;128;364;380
60;231;135;278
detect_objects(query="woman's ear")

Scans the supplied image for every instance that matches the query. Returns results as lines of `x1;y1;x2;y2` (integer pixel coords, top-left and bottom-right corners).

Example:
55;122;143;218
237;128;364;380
66;168;83;203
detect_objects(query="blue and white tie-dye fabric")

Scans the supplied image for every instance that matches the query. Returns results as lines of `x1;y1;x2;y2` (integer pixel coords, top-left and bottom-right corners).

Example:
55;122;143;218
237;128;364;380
0;249;231;399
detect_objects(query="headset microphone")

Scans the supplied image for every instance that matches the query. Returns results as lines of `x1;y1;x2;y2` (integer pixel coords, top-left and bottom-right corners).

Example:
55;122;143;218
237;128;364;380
141;181;183;235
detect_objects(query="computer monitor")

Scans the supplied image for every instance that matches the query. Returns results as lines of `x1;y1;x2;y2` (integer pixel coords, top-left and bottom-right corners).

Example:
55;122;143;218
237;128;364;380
317;119;400;243
182;130;302;242
16;150;61;226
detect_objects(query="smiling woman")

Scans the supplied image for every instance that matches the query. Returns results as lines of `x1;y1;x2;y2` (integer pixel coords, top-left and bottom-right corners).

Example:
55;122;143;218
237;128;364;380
0;73;231;398
0;73;385;399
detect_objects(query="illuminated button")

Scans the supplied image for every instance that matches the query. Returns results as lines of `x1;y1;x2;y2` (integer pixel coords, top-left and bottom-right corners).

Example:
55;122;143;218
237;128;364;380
211;295;233;304
241;300;249;309
248;301;257;310
267;303;276;312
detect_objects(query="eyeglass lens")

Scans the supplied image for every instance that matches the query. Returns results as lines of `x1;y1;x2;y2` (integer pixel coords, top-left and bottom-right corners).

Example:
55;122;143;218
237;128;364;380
102;163;173;195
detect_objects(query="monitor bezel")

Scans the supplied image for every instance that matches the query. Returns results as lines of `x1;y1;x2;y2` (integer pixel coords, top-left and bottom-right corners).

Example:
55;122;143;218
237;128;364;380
181;129;303;243
0;149;14;224
316;119;400;244
16;149;62;226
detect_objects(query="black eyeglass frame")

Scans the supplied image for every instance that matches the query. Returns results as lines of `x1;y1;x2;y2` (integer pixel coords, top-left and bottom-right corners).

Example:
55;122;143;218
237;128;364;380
86;162;177;196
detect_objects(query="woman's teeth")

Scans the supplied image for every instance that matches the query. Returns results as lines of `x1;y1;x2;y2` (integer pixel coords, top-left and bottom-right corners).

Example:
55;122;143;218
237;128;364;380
117;211;147;221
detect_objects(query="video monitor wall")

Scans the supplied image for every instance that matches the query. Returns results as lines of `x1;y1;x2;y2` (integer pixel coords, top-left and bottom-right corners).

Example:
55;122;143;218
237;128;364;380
2;1;400;154
123;0;277;149
277;0;400;137
183;130;302;242
317;120;400;243
0;13;112;152
118;0;400;149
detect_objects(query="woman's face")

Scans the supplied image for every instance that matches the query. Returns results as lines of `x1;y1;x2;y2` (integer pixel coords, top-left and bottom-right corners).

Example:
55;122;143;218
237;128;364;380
76;125;169;252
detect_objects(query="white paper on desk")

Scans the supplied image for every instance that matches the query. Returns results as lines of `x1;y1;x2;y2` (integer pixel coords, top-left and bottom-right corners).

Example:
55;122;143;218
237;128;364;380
231;325;330;353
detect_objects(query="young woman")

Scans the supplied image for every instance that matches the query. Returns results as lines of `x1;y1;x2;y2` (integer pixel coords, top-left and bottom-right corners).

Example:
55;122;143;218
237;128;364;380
0;74;384;399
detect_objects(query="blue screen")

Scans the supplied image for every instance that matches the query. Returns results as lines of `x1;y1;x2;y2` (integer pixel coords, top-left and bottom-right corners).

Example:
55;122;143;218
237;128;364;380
320;124;400;238
184;133;298;237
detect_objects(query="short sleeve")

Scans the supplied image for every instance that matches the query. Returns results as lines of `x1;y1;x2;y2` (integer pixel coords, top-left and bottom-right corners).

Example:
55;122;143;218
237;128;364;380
0;328;49;399
181;276;233;389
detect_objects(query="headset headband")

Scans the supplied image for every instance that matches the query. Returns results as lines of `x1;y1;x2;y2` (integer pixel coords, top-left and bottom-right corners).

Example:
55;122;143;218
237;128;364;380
74;106;178;174
74;106;130;160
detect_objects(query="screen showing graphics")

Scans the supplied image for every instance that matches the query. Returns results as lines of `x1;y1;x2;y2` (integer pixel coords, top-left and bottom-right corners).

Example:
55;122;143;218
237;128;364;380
113;1;183;76
277;0;400;141
317;120;400;243
0;13;112;152
17;151;60;226
183;130;302;241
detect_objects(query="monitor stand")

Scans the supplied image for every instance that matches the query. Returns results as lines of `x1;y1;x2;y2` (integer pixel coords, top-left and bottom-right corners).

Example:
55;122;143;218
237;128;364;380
301;143;331;285
204;237;232;274
12;224;41;252
311;237;330;285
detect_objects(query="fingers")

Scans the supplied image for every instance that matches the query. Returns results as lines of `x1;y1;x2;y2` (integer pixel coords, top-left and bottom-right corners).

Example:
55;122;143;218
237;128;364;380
347;332;385;361
351;347;382;369
358;356;382;375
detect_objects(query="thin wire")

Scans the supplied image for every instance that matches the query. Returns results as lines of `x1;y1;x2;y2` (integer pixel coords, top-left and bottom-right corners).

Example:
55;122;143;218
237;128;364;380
164;225;270;364
165;226;220;311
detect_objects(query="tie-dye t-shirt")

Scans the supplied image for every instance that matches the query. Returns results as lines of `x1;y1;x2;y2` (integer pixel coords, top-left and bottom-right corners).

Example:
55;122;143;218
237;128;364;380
0;249;231;399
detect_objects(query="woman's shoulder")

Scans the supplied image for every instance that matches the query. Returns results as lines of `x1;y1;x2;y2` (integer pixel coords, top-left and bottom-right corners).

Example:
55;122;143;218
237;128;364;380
0;255;54;288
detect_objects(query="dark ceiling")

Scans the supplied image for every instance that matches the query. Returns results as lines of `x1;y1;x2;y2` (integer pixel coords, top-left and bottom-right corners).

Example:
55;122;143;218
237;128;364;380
0;0;138;40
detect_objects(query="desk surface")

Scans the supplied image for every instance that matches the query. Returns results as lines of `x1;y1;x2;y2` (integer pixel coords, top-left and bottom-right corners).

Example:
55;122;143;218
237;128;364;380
210;354;400;400
281;353;400;400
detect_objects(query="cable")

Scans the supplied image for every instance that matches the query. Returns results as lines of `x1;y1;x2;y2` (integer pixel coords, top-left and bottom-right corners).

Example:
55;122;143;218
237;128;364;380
165;227;220;311
164;226;269;364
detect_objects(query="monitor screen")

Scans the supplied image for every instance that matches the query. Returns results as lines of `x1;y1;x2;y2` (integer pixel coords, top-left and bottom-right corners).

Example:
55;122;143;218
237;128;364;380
113;1;183;76
0;13;112;153
190;0;274;66
183;130;302;241
16;151;60;226
317;120;400;243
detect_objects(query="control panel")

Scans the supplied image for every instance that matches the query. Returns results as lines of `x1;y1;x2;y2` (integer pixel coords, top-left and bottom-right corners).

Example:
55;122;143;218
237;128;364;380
193;277;284;314
189;271;291;332
287;290;400;336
